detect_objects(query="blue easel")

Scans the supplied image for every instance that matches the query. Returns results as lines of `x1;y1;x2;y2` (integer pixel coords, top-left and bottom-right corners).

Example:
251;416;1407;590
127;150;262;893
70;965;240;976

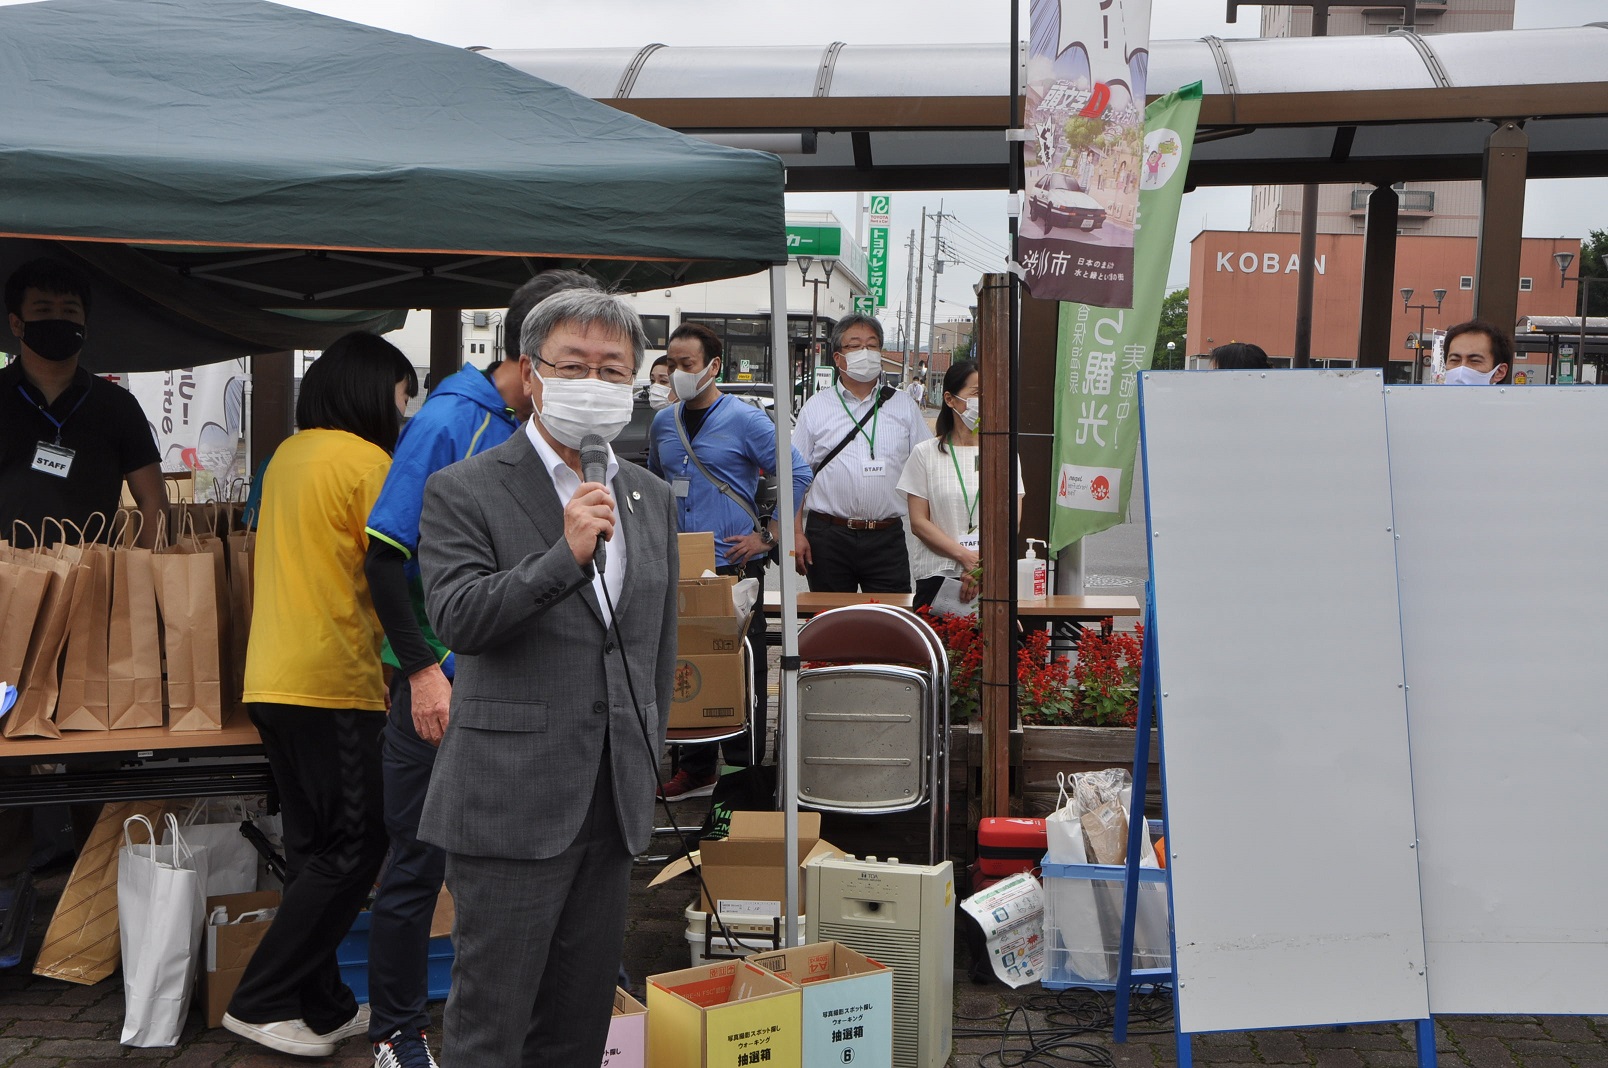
1106;588;1437;1068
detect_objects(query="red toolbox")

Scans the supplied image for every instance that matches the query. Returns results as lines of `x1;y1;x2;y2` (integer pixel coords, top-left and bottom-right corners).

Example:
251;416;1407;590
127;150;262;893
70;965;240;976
976;817;1048;876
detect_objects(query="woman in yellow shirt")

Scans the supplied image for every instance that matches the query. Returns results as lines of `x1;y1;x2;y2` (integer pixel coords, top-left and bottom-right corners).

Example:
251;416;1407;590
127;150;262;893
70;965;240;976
225;333;417;1058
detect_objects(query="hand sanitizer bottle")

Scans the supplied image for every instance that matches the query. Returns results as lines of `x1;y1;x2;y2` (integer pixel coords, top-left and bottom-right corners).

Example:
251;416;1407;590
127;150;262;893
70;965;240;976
1017;539;1048;599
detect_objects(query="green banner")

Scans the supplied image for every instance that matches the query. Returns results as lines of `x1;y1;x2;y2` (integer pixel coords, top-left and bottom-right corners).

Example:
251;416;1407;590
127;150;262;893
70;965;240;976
1048;83;1203;554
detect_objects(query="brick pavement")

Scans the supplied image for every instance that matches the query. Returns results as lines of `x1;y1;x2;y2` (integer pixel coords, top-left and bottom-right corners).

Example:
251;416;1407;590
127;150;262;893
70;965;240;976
3;807;1606;1066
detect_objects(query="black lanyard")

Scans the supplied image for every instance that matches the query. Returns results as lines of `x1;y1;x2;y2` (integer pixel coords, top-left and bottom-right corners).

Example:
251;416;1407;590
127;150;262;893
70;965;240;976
18;384;89;445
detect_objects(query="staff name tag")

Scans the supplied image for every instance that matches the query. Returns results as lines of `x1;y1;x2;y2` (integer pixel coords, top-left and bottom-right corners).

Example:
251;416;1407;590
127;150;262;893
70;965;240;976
959;532;980;553
671;479;691;498
31;441;74;478
861;459;887;478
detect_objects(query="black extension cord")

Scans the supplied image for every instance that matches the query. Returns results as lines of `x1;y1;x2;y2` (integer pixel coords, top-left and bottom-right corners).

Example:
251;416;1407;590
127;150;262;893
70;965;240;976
597;561;779;962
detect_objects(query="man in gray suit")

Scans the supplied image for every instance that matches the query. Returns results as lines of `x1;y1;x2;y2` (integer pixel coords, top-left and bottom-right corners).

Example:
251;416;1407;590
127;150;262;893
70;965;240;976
417;289;678;1067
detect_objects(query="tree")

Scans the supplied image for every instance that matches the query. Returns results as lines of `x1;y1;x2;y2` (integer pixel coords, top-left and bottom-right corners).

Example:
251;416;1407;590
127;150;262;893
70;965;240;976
1580;229;1608;318
1153;288;1188;369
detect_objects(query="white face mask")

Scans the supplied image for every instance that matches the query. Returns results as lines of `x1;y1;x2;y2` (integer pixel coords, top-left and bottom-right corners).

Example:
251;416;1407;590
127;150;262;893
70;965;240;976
647;382;673;410
535;375;635;449
841;348;883;383
671;362;717;404
1442;364;1497;386
958;396;980;431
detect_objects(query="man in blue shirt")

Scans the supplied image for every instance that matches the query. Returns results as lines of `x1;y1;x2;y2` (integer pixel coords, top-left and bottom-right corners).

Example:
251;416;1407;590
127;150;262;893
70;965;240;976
360;269;596;1067
649;322;812;799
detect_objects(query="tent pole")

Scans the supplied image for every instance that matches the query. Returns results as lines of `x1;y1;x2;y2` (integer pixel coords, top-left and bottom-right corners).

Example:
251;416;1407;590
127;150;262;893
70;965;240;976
771;264;802;946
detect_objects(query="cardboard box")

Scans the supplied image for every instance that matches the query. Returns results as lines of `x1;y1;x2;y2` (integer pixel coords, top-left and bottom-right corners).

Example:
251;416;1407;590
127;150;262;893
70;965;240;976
198;890;280;1029
602;987;647;1068
646;959;801;1068
679;532;716;579
748;942;895;1068
673;532;747;731
678;575;738;618
650;812;841;916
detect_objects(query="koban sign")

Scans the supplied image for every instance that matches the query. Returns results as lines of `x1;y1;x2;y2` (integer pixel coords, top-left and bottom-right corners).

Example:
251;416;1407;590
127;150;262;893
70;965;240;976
1216;252;1328;275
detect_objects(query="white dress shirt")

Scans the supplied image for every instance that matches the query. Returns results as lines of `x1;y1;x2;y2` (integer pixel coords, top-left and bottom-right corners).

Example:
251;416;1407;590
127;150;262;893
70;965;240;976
525;418;626;626
794;379;934;521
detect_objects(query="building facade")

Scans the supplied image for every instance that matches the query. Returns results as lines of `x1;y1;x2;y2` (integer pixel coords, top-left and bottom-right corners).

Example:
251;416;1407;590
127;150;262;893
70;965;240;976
384;210;873;396
1250;1;1516;238
1187;230;1580;380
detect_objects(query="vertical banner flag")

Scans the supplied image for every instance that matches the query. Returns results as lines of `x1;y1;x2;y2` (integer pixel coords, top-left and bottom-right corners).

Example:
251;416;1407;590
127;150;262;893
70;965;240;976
868;194;891;308
1020;0;1153;309
125;362;252;501
1049;83;1202;553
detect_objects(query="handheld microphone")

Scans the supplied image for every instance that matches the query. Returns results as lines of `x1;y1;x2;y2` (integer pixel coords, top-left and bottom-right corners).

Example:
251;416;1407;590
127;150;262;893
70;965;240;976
579;433;610;573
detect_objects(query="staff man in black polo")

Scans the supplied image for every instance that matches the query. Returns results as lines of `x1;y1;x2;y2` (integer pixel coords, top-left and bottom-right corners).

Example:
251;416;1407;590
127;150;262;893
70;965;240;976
0;257;164;549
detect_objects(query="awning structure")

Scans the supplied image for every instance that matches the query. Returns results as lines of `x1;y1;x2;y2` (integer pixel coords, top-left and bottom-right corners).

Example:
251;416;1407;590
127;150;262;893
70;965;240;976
487;24;1608;191
0;0;785;371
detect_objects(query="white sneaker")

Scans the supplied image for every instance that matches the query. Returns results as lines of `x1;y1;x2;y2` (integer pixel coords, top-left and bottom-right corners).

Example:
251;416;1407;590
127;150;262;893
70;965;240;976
317;1003;371;1044
222;1013;336;1057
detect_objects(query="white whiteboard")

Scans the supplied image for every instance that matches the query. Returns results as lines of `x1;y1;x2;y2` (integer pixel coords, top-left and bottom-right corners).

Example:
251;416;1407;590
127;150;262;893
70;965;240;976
1386;386;1608;1014
1140;370;1430;1034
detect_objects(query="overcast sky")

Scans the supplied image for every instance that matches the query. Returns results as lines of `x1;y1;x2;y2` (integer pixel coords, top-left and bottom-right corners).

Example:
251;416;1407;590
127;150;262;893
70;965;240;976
11;0;1603;330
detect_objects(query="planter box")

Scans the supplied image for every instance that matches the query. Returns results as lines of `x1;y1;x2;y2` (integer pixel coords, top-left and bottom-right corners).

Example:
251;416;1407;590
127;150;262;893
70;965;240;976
1015;724;1160;818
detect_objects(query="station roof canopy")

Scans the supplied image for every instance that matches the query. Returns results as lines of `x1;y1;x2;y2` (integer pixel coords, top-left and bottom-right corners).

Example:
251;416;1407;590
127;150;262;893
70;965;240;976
486;24;1608;192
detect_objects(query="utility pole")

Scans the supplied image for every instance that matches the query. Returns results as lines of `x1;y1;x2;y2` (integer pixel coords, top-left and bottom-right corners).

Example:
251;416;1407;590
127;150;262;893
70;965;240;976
912;210;927;373
901;229;917;379
927;201;946;368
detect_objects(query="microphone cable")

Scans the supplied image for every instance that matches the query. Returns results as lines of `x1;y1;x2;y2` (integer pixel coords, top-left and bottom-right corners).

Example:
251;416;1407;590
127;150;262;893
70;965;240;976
595;538;781;961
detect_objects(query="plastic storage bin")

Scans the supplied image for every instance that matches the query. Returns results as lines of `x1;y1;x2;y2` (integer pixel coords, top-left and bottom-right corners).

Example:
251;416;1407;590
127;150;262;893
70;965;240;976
683;902;805;966
1040;854;1171;991
338;910;454;1004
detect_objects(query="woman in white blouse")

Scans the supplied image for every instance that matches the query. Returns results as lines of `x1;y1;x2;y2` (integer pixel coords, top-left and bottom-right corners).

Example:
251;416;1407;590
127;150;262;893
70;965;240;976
897;359;1023;610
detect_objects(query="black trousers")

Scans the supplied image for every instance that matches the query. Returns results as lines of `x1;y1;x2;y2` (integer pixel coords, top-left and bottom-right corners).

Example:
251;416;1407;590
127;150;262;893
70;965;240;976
804;515;912;594
229;704;387;1034
366;674;448;1040
681;560;767;777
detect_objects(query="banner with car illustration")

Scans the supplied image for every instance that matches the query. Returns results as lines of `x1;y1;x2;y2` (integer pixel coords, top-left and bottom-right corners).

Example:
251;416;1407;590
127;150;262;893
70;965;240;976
1049;83;1202;553
1019;0;1153;309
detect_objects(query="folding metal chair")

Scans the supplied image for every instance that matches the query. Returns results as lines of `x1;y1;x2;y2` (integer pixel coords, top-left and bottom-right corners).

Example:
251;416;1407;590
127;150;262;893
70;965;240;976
794;604;950;864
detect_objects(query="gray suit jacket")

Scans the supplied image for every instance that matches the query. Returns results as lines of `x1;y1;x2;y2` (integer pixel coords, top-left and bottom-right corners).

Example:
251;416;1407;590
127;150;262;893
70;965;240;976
415;433;678;859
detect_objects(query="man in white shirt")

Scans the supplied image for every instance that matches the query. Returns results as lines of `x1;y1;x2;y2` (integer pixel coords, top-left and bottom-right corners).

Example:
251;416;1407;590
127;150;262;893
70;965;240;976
793;314;934;593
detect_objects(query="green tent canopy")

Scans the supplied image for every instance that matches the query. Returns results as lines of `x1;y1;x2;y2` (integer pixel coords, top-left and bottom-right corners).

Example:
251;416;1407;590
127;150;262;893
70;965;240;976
0;0;786;371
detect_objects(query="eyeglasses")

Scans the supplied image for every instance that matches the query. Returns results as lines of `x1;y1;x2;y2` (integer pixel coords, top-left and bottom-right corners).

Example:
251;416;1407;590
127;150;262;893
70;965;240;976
536;356;634;385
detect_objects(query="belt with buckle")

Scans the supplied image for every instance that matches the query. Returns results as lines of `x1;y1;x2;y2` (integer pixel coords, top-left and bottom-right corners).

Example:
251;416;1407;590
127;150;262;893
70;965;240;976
818;514;901;531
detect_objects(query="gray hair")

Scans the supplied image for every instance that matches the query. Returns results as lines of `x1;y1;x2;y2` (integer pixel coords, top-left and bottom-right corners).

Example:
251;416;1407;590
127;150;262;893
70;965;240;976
520;288;647;367
504;269;600;361
829;313;884;353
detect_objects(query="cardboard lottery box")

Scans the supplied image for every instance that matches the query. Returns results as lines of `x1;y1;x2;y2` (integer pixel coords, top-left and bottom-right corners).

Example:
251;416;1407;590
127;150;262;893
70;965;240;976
646;958;801;1068
650;811;840;917
198;890;280;1029
673;532;749;732
748;942;895;1068
601;987;648;1068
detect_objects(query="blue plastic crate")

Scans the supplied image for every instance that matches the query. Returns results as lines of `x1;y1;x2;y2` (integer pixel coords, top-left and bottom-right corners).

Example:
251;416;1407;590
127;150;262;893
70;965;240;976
337;910;454;1004
1039;852;1172;992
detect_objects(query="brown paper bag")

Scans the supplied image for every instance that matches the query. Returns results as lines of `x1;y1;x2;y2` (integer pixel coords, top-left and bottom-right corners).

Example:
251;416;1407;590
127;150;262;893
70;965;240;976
0;529;82;739
0;558;52;699
196;532;234;721
153;525;224;731
429;886;456;940
34;799;170;985
56;534;112;731
226;526;256;712
107;512;164;729
1080;798;1130;866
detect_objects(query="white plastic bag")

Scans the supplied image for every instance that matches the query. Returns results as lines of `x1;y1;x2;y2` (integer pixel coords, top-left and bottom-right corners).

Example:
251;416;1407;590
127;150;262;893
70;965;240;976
119;814;208;1047
167;797;258;896
1044;772;1087;864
